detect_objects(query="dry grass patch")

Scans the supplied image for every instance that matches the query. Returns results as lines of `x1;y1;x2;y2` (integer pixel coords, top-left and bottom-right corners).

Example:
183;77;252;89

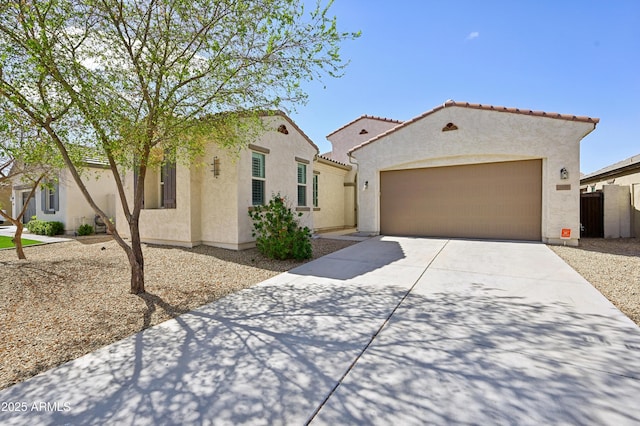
0;237;357;390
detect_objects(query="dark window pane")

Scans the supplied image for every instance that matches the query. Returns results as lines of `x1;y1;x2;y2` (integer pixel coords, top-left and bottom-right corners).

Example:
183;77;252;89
313;175;318;207
252;179;264;205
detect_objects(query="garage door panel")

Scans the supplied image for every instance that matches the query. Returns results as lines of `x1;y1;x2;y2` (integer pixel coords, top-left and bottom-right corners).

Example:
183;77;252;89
380;160;542;240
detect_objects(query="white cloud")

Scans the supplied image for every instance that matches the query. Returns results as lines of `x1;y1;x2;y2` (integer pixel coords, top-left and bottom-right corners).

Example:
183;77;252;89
466;31;480;41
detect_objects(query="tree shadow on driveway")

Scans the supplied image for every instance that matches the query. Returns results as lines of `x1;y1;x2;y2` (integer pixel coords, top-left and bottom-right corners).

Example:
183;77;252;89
0;279;410;425
312;281;640;425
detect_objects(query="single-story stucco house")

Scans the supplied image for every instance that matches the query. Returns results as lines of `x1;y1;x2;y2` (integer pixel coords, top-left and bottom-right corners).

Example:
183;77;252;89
344;100;599;246
580;153;640;238
11;161;117;233
116;112;353;249
116;101;599;249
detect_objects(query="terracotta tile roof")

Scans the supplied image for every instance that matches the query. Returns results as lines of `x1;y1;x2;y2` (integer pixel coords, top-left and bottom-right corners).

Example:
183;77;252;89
348;100;600;155
316;154;352;169
326;115;403;138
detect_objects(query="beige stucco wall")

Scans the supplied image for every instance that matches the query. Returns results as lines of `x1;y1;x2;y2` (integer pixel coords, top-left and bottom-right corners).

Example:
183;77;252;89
60;167;117;233
198;144;240;249
117;164;195;247
237;115;317;246
602;185;631;238
0;185;11;217
351;106;596;246
327;117;400;164
313;158;351;231
343;169;357;227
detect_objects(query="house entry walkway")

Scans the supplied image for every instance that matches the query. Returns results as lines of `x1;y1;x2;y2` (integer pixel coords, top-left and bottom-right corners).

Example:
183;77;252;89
1;237;639;425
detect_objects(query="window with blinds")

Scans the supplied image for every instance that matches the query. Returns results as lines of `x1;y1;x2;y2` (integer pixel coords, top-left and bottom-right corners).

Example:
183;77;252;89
297;163;306;206
252;152;265;205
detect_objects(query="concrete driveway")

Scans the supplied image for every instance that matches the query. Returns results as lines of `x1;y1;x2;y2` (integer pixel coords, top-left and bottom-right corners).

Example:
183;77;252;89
1;237;639;425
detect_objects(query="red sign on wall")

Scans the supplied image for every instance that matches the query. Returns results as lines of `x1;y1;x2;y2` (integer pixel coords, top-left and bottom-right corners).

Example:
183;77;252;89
561;228;571;239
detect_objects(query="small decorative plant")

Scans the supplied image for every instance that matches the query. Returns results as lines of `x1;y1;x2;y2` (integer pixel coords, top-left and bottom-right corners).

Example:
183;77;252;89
77;224;94;236
248;194;312;260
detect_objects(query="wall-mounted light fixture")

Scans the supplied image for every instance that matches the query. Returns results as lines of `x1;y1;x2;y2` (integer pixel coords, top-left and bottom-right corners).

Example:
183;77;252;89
211;156;220;178
560;167;568;180
364;180;369;190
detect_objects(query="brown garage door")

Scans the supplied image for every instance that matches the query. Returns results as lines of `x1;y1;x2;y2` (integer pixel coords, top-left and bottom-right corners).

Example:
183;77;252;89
380;159;542;240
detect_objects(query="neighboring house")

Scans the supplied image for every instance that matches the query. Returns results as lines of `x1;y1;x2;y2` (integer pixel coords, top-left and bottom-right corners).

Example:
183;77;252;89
0;160;12;221
347;100;599;246
0;186;10;223
580;153;640;238
11;161;117;234
116;112;322;249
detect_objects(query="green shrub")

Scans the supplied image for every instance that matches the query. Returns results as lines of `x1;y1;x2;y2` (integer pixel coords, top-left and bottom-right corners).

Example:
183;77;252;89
77;224;94;236
248;194;312;260
26;218;65;236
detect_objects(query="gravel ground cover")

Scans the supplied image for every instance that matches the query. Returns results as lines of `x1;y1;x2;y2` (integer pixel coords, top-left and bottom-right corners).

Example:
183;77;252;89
550;238;640;326
0;236;357;390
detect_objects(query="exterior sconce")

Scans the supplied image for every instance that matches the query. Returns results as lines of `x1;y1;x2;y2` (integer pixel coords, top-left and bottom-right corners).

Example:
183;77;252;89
560;167;568;180
211;156;220;178
364;180;368;190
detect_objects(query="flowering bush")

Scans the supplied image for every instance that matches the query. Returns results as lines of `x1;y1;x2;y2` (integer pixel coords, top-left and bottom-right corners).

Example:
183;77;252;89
248;194;312;260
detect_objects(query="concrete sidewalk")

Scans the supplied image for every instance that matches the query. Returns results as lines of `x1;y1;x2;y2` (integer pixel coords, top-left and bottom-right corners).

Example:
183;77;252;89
0;225;70;244
0;237;639;425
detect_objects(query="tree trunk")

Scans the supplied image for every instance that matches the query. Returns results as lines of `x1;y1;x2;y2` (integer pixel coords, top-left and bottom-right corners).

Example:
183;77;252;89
128;219;145;294
0;210;27;260
12;221;26;260
0;175;41;261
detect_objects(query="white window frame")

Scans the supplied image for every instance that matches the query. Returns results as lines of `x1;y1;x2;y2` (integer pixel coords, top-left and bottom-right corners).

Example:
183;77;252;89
297;162;307;207
252;152;266;205
313;173;319;208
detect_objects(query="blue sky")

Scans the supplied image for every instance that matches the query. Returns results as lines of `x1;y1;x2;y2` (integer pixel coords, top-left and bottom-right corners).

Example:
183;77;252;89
290;1;640;174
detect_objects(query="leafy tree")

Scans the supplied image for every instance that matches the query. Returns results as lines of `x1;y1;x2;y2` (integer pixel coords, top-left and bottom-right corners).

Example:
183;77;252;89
0;107;61;259
0;0;357;293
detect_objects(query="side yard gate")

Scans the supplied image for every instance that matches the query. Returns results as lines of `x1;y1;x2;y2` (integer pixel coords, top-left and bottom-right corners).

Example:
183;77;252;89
580;192;604;238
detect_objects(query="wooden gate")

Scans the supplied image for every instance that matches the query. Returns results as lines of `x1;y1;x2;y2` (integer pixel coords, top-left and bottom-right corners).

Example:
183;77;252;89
580;192;603;238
